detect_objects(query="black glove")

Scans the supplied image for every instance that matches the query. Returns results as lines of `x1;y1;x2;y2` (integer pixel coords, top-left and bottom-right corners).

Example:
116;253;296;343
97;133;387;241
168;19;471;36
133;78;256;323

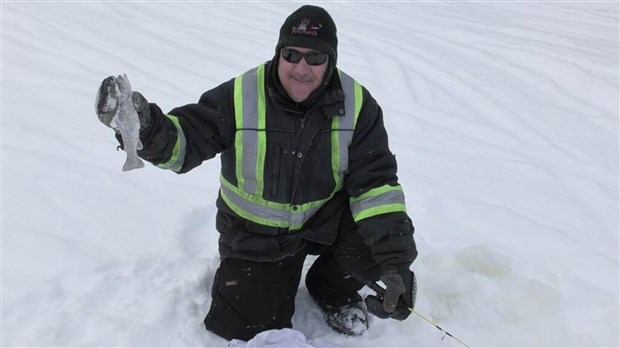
365;270;417;321
95;75;151;131
381;272;406;313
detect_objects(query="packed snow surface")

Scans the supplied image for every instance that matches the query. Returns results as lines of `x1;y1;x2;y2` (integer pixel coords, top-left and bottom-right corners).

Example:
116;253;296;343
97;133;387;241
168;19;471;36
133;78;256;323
2;2;618;347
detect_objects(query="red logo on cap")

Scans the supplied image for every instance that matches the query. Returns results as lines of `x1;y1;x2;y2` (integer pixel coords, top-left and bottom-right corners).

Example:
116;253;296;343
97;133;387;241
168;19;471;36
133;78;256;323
292;18;321;36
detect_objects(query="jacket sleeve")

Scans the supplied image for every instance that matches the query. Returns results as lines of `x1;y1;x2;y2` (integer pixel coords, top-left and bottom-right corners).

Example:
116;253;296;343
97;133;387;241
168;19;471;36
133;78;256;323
133;79;236;174
345;88;417;273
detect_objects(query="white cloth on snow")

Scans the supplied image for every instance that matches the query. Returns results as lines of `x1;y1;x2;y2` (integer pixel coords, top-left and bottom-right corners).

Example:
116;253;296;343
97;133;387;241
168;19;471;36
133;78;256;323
228;328;338;348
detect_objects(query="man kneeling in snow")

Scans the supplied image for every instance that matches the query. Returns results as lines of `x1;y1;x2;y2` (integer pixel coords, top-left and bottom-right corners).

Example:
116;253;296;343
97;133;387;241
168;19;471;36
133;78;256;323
96;4;417;341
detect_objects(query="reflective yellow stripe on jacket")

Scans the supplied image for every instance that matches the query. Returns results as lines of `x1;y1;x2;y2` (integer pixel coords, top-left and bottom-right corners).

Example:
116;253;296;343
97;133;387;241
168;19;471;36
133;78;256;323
156;114;186;172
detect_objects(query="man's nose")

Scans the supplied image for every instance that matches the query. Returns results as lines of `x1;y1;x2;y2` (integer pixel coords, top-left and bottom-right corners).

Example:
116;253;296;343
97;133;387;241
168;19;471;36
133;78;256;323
294;58;312;72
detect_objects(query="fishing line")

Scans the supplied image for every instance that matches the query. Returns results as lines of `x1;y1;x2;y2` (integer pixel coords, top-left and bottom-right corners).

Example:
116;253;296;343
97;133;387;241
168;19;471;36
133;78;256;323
408;307;471;348
365;280;471;348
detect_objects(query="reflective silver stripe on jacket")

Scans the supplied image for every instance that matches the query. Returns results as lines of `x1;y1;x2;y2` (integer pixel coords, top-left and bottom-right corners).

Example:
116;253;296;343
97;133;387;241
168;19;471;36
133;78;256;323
349;184;407;222
220;177;330;229
234;64;266;196
334;70;360;182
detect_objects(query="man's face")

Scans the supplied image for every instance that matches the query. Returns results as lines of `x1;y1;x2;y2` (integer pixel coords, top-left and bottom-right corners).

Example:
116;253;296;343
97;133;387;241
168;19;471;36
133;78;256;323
278;47;329;103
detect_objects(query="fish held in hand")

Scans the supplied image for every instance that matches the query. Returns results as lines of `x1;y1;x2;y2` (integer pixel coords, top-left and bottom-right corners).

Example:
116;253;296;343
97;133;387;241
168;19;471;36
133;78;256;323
109;74;145;172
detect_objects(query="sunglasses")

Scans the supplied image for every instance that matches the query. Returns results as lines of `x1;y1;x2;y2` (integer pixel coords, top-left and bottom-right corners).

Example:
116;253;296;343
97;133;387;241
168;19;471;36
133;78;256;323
281;48;328;66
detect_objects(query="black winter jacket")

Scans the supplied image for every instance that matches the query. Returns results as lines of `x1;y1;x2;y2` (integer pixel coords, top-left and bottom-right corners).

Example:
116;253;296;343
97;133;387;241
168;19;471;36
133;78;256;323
133;58;417;273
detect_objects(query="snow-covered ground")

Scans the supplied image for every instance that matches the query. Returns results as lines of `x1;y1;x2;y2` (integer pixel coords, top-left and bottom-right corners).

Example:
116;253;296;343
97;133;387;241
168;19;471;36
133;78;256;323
2;2;618;347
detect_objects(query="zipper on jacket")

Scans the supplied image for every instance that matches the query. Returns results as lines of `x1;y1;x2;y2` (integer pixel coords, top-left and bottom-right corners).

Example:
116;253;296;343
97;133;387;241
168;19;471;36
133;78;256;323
289;115;332;207
299;115;305;132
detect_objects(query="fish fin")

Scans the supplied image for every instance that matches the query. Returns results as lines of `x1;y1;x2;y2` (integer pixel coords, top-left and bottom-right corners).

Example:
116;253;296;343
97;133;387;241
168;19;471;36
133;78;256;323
137;139;143;151
122;157;145;172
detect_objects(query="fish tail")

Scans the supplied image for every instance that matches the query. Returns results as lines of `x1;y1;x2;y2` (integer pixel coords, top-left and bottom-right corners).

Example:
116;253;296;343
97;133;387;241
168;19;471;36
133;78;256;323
122;157;145;172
